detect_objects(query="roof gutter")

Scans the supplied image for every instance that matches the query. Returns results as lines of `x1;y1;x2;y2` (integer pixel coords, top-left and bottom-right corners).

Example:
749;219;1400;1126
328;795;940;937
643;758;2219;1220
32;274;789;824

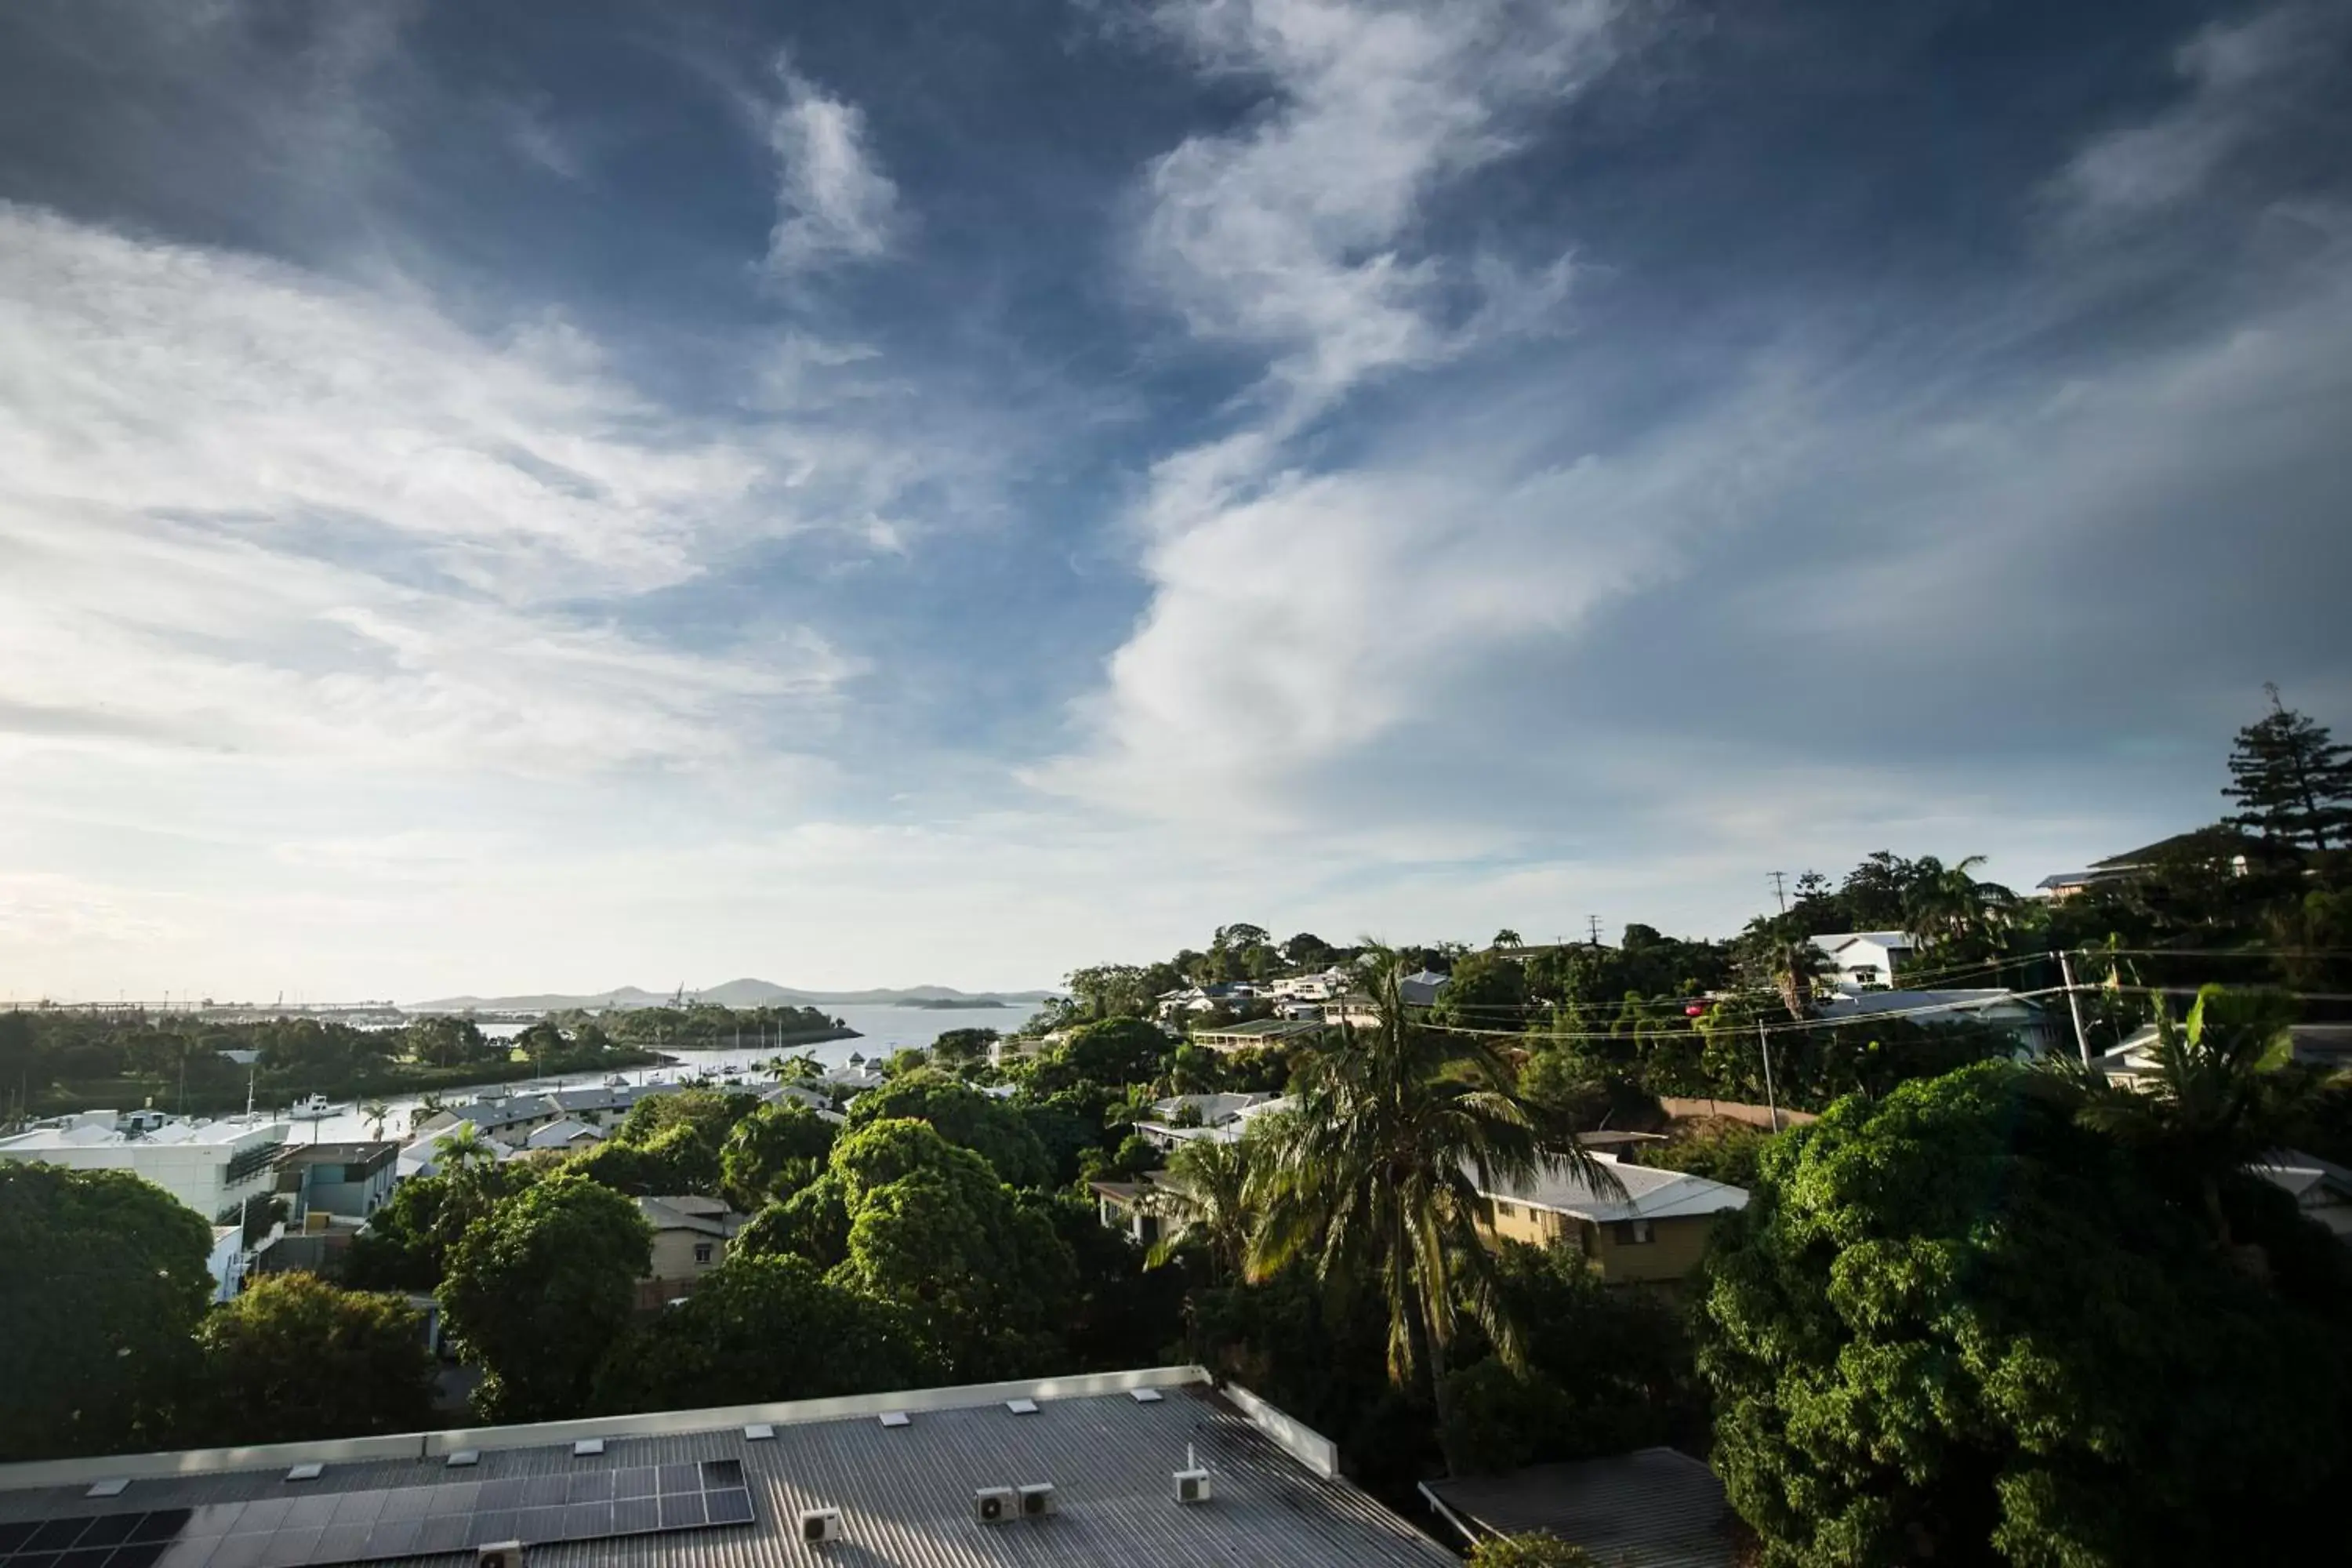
1416;1481;1487;1548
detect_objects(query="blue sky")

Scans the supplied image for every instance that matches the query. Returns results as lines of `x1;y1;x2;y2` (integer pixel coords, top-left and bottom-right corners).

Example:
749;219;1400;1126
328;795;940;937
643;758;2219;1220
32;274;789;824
2;0;2347;1000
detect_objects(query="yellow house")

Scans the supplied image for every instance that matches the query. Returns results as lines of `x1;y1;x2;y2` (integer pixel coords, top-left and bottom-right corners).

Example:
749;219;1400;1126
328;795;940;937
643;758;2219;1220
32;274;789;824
1475;1155;1748;1284
634;1194;746;1309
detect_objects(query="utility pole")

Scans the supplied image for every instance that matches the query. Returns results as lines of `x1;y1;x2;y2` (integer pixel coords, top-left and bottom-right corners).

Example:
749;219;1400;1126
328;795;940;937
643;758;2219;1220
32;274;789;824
1768;871;1788;914
1586;914;1602;946
1756;1018;1780;1132
2056;949;2092;1066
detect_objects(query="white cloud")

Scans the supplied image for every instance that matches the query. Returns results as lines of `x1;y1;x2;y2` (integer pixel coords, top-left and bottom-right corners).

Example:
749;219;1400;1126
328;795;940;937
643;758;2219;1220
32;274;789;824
0;202;866;775
1134;0;1612;418
764;56;902;276
2053;2;2345;227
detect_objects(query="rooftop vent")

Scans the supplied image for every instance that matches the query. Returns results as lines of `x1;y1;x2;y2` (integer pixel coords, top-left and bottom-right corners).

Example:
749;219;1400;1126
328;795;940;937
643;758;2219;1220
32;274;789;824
285;1464;323;1483
1018;1483;1058;1518
799;1507;843;1544
1129;1388;1163;1404
878;1411;909;1428
446;1450;481;1468
1004;1399;1038;1415
743;1424;775;1441
85;1479;129;1499
475;1541;524;1568
572;1439;605;1457
974;1487;1017;1525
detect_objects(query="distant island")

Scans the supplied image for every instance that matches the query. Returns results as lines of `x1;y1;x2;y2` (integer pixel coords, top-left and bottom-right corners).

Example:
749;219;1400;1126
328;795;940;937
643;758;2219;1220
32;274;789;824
408;977;1057;1013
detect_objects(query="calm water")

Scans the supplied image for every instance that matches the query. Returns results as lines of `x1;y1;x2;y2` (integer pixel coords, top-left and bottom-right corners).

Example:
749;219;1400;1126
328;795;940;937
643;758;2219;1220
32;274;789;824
292;1003;1037;1144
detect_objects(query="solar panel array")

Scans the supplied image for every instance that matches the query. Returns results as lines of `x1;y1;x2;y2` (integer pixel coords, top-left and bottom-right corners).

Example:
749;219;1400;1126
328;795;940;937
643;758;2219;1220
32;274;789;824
0;1459;755;1568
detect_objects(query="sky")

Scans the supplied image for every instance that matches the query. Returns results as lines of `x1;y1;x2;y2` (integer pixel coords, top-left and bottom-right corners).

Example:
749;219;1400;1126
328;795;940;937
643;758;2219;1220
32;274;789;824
2;0;2348;1003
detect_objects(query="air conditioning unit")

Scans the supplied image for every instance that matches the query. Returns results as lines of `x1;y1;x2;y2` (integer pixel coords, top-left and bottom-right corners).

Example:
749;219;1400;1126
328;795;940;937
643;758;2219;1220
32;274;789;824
1018;1483;1058;1518
799;1508;843;1543
475;1543;524;1568
1174;1468;1212;1504
974;1487;1017;1524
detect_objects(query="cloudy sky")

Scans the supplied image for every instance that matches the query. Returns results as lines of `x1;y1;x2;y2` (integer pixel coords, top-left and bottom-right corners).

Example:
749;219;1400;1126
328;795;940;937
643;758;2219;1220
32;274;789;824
2;0;2347;1001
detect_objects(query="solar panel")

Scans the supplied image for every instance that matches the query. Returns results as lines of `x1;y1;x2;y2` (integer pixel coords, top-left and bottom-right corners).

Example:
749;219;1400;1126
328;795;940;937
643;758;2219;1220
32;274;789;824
0;1460;758;1568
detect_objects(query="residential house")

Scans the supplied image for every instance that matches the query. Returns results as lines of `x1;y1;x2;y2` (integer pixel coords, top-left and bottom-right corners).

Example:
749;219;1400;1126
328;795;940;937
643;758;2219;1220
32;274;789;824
2092;1021;2352;1087
2034;826;2257;899
1269;968;1352;1002
0;1112;286;1225
0;1368;1454;1568
1421;1446;1742;1568
1189;1018;1325;1054
523;1118;606;1152
1814;987;2061;1058
1133;1092;1290;1151
274;1141;399;1221
2252;1149;2352;1245
1808;931;1917;991
1474;1154;1748;1284
637;1194;747;1308
1090;1176;1165;1247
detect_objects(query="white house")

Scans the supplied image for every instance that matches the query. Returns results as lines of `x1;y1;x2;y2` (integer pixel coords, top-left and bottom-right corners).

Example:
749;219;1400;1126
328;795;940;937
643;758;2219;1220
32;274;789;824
0;1113;287;1224
1815;988;2060;1056
1809;931;1918;991
1133;1092;1292;1150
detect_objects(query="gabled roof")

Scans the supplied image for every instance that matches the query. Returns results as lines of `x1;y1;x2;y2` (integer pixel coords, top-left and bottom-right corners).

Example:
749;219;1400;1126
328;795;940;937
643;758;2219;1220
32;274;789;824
1815;989;2043;1022
1476;1156;1748;1225
637;1195;742;1238
1808;931;1917;955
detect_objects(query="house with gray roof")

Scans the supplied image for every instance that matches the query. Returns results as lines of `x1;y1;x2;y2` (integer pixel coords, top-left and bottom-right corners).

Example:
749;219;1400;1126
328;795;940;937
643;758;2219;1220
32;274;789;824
1474;1155;1749;1285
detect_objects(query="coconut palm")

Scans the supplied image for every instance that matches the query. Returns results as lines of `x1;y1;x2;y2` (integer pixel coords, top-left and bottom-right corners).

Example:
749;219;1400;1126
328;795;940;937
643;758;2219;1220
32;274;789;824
1143;1137;1254;1284
1740;919;1833;1020
1245;946;1616;1471
433;1122;495;1173
359;1101;391;1141
2061;984;2305;1256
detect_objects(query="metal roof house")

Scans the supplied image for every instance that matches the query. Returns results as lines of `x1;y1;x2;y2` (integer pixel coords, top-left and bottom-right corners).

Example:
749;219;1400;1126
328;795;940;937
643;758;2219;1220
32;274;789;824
1474;1156;1749;1285
0;1368;1451;1568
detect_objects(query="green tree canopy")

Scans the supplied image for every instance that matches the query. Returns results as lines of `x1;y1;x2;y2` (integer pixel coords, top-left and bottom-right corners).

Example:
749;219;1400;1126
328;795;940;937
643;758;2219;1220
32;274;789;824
0;1163;213;1460
719;1101;837;1208
841;1068;1051;1187
189;1273;435;1446
438;1173;652;1421
1697;1062;2352;1566
1465;1535;1595;1568
592;1253;930;1411
928;1027;999;1073
571;1120;720;1196
613;1087;759;1149
824;1118;1076;1378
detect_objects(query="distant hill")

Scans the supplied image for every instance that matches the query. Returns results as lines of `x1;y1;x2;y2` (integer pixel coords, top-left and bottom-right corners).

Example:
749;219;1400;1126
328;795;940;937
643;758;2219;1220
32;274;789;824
406;978;1054;1013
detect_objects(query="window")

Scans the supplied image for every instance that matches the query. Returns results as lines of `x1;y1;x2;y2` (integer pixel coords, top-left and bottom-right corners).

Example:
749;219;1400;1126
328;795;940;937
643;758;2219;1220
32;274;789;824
693;1243;715;1265
1494;1200;1520;1220
1611;1219;1655;1246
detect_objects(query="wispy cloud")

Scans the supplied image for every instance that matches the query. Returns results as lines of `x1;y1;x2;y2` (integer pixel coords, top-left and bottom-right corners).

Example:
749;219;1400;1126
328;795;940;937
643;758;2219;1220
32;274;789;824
764;54;902;276
2053;1;2347;228
0;201;858;771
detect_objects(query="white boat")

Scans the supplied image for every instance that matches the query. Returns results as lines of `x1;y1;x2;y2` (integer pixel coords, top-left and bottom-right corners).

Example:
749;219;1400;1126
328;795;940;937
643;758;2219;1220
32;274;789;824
285;1094;336;1120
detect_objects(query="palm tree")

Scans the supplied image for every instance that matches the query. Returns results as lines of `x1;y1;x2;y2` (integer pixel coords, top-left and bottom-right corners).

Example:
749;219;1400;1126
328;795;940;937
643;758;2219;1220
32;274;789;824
1492;929;1524;950
433;1122;495;1173
2061;984;2304;1259
1903;855;2016;957
409;1092;448;1137
1246;947;1617;1471
360;1100;391;1141
1143;1137;1254;1284
1742;920;1832;1020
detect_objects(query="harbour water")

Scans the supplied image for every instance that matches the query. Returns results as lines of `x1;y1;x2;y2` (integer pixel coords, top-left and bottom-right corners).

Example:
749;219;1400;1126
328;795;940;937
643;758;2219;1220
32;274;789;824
295;1002;1036;1144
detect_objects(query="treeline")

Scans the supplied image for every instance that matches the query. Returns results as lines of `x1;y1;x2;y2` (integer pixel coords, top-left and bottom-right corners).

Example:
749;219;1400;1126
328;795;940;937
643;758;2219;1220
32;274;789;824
0;1011;658;1122
555;1002;850;1050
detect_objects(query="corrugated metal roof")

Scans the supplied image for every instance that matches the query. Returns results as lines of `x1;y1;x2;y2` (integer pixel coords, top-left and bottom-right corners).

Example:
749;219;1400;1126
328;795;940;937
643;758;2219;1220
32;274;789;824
0;1385;1450;1568
1423;1448;1738;1568
1477;1158;1748;1225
